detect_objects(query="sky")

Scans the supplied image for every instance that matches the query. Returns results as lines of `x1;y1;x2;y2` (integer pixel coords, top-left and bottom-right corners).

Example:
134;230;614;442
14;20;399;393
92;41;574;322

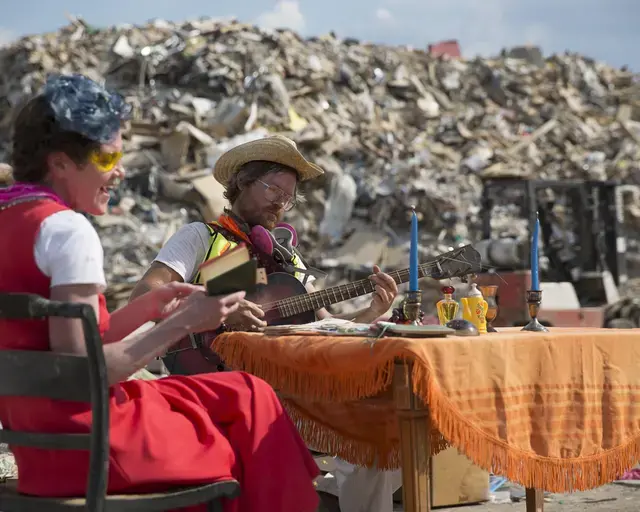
0;0;638;70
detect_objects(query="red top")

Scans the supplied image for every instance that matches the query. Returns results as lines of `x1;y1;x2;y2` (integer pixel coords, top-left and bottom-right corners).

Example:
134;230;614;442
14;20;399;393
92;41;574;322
0;200;319;511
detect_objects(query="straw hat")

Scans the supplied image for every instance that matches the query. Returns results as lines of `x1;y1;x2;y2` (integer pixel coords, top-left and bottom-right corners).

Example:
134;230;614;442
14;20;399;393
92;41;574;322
213;135;324;186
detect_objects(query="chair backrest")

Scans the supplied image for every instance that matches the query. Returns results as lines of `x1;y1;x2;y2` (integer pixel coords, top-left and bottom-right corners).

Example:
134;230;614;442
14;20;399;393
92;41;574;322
0;293;110;512
0;350;92;401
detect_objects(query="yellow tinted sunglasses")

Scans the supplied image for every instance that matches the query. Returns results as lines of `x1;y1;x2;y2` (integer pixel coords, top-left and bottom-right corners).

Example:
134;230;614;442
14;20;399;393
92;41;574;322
89;150;123;172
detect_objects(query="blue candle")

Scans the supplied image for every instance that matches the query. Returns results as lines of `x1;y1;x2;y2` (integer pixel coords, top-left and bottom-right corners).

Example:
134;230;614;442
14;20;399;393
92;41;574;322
531;212;540;290
409;207;419;291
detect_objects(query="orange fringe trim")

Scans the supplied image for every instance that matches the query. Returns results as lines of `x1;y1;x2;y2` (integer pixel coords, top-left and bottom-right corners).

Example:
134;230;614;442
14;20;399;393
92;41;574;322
411;363;640;493
212;336;395;402
283;402;448;470
215;335;640;491
284;402;400;469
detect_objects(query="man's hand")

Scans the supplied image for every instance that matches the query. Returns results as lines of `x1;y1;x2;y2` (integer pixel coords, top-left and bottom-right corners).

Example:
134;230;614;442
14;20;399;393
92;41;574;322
315;265;400;324
225;299;267;331
367;265;398;316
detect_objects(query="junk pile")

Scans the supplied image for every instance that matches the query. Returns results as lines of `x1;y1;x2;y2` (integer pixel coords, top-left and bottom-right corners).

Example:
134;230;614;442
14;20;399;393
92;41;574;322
0;442;17;480
1;16;639;314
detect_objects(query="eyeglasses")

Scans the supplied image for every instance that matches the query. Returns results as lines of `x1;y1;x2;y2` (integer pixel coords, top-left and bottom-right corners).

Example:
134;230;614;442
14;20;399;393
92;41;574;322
89;150;123;173
256;180;296;211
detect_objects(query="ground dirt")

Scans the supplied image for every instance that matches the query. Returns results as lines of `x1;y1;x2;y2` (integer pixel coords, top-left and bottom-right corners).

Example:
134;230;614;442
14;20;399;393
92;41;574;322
318;483;640;511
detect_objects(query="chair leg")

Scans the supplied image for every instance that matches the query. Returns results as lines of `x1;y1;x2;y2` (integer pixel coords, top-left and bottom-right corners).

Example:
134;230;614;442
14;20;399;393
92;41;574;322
208;500;224;512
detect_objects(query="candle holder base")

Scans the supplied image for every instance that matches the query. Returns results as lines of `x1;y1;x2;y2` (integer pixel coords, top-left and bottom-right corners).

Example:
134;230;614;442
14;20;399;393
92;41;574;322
403;290;423;326
521;290;548;332
390;290;424;325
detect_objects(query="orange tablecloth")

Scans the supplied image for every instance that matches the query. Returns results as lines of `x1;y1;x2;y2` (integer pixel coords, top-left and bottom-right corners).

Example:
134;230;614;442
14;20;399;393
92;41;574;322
213;327;640;492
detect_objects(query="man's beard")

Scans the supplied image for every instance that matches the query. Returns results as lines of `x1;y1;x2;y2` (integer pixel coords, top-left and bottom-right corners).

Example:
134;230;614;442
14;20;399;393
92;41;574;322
247;210;279;230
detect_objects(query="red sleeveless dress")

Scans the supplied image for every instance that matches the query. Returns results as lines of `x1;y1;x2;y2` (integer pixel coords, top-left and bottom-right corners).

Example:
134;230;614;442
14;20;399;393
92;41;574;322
0;199;319;512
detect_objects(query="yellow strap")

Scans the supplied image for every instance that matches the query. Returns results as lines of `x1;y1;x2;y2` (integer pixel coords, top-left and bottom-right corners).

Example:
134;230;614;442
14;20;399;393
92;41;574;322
193;222;307;284
192;223;238;285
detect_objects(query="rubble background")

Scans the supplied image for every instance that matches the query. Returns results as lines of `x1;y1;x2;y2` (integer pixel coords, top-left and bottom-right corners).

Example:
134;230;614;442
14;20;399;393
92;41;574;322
1;16;640;314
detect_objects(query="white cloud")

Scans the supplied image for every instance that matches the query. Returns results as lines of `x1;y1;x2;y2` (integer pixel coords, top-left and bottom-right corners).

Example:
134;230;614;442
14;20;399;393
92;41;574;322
0;28;16;48
375;8;394;22
255;1;306;33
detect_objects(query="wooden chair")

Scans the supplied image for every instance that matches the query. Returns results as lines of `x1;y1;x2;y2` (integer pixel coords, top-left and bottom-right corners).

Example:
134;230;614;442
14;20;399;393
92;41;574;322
0;292;240;511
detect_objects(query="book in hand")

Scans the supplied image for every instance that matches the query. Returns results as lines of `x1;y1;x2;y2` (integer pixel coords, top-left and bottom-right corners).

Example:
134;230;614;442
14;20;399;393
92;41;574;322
197;243;267;296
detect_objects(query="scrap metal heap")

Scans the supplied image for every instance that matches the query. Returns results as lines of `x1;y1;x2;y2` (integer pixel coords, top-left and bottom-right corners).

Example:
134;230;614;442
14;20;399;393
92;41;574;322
1;16;639;314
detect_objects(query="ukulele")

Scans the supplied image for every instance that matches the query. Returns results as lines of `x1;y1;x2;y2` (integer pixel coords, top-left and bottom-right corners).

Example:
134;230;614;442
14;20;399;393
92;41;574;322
163;244;482;376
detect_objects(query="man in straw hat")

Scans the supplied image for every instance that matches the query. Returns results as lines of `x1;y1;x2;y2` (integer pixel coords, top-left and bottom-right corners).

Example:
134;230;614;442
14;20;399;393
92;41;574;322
131;135;402;512
132;135;398;339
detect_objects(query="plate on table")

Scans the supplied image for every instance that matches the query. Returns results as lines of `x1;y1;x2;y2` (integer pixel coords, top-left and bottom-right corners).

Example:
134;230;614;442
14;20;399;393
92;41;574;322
378;323;454;338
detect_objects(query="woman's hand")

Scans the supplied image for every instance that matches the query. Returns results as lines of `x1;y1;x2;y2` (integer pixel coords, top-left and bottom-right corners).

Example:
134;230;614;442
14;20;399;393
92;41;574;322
145;282;207;320
167;289;246;334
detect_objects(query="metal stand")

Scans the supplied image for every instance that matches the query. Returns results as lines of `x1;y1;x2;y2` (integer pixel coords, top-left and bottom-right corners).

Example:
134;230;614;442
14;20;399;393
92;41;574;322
403;290;423;326
521;290;548;332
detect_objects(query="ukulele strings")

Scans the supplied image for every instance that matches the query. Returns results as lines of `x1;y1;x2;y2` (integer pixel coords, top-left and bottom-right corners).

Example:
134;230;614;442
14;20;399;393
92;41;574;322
259;252;485;314
258;261;439;312
258;255;469;313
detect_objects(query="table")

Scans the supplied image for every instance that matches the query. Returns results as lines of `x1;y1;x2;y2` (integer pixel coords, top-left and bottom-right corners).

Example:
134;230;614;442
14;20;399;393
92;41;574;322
213;327;640;512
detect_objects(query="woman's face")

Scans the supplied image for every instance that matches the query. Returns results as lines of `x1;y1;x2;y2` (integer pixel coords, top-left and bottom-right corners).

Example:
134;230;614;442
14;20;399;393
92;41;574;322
50;131;125;216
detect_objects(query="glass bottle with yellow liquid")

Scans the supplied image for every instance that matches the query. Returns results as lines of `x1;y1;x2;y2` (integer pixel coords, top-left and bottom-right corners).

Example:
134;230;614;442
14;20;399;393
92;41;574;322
436;285;459;325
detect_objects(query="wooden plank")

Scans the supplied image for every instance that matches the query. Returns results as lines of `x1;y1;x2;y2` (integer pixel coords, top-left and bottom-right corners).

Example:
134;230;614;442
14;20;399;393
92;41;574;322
525;487;544;512
393;362;431;512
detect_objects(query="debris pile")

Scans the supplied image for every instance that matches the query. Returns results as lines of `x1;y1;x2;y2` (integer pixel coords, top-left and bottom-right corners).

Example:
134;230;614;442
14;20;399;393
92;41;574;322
0;442;17;480
1;17;640;312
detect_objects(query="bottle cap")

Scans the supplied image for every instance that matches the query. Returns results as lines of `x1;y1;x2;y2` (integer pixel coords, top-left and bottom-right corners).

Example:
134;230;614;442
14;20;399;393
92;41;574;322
441;285;455;295
467;283;482;297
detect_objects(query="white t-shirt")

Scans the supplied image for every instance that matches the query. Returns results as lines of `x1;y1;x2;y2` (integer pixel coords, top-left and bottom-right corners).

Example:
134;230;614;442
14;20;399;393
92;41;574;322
155;222;314;285
155;222;212;283
34;210;106;290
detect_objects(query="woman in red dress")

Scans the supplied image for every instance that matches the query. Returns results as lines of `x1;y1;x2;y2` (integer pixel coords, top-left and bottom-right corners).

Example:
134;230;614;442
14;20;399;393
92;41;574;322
0;74;319;512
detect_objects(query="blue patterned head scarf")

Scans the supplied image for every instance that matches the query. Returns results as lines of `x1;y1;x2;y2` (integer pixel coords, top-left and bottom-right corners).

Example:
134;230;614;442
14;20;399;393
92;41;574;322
41;74;132;144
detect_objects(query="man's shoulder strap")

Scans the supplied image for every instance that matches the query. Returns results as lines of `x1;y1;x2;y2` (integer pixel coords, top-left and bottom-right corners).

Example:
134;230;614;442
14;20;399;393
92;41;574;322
205;221;247;245
191;221;238;284
200;222;222;265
